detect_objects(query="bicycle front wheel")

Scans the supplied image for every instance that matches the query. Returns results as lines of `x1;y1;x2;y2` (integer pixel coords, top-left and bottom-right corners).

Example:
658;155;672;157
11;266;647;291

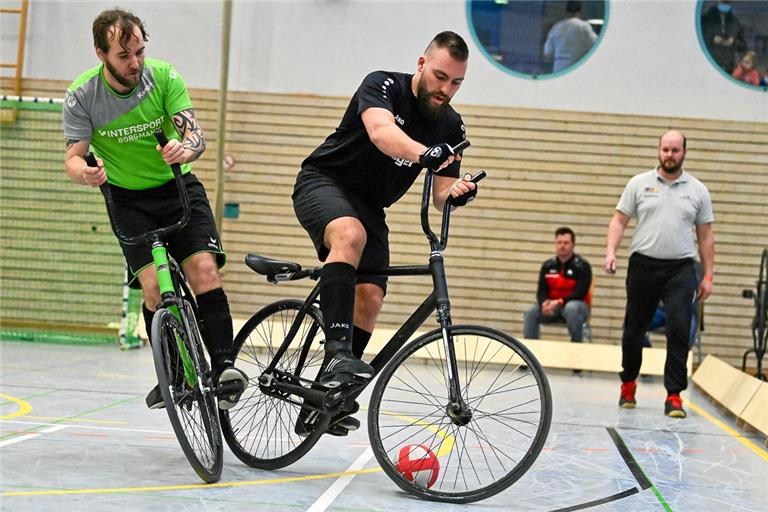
151;307;223;483
368;325;552;503
220;299;328;469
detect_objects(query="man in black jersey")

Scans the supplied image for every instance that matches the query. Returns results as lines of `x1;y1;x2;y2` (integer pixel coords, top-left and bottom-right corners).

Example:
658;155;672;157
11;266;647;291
293;31;476;435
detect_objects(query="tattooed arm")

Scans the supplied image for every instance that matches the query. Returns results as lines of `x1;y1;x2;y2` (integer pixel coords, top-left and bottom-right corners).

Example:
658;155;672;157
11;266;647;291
172;108;206;163
156;109;205;166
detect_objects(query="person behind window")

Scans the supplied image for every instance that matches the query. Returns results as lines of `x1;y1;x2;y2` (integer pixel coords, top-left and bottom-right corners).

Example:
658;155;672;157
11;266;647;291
543;1;597;73
523;226;592;343
731;50;761;86
701;1;747;74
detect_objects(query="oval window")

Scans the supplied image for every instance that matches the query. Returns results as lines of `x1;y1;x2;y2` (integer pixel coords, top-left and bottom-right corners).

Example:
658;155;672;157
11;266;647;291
697;1;768;90
467;0;608;79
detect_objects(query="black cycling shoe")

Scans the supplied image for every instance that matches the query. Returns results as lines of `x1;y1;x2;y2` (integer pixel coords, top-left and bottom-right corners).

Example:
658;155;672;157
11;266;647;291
145;384;164;409
319;352;374;388
145;368;185;409
295;399;359;438
214;365;249;410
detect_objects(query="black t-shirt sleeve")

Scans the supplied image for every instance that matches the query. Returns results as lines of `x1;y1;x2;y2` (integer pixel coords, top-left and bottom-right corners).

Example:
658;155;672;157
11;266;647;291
356;71;398;116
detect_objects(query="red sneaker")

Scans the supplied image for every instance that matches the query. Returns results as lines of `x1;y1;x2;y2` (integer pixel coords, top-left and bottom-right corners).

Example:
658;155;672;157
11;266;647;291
665;394;687;418
619;380;637;409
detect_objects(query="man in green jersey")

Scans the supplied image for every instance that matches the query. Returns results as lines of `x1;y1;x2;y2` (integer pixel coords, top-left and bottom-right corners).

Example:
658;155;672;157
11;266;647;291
62;8;246;410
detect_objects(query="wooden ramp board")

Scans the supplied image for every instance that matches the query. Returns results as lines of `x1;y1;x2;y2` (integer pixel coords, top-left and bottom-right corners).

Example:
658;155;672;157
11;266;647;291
740;383;768;438
692;354;766;436
228;316;688;377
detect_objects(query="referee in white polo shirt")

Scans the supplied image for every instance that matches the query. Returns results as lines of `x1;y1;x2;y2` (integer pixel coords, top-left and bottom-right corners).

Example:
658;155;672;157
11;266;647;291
604;130;715;419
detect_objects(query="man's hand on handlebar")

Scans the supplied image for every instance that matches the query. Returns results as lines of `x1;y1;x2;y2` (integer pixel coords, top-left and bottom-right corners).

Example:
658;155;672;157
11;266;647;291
419;142;461;173
156;138;187;166
81;154;107;187
448;173;478;208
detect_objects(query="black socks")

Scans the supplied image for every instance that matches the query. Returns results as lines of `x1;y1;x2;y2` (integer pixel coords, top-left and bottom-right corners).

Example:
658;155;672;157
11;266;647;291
196;287;234;369
352;325;372;359
142;304;155;345
320;262;357;348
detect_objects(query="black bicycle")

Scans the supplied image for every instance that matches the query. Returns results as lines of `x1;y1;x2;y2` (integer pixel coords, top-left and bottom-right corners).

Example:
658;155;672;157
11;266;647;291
742;248;767;380
88;130;239;482
220;141;552;503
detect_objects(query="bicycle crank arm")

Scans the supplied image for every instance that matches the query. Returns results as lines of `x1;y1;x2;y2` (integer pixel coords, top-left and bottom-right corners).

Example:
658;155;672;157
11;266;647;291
266;380;328;405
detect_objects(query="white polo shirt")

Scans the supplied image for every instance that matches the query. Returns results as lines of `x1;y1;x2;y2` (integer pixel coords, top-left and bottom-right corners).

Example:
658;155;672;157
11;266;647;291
617;168;714;259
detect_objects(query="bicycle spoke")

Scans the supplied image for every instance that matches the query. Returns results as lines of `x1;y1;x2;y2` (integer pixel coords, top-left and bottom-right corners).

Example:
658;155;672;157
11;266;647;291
221;300;328;469
369;326;551;503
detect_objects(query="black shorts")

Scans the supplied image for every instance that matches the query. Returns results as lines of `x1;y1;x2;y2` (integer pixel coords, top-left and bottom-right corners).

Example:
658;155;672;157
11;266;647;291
107;173;226;289
292;168;389;294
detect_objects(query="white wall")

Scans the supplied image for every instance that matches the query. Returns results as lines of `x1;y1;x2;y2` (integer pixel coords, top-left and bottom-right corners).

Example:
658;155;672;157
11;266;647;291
14;0;768;122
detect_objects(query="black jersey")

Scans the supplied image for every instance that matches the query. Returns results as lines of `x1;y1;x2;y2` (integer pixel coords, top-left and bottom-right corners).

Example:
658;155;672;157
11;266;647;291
301;70;466;208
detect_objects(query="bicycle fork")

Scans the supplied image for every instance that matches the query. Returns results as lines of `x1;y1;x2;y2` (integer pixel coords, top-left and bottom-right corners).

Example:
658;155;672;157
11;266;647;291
152;239;196;387
430;252;472;426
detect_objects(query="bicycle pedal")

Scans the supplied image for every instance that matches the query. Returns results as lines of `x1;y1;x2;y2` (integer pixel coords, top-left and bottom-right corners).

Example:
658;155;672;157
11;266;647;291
325;424;350;437
216;380;245;395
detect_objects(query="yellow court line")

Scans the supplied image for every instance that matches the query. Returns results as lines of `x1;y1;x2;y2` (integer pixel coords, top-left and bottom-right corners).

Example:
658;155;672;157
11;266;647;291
381;409;455;457
687;399;768;462
2;467;383;497
0;393;32;420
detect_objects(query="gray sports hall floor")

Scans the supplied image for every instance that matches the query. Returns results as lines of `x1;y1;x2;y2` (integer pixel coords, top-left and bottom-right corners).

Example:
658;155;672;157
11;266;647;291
1;340;765;511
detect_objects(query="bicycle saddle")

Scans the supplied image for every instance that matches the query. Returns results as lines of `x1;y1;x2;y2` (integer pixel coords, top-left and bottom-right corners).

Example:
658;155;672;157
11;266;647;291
245;254;301;276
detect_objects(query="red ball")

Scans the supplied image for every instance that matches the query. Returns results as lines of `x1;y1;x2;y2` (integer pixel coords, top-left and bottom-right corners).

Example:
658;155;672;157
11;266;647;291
394;444;440;489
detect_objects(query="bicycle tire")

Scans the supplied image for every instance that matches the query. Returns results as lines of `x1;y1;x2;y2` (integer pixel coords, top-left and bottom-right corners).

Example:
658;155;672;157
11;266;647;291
757;250;767;345
367;325;552;503
220;299;328;469
151;306;223;483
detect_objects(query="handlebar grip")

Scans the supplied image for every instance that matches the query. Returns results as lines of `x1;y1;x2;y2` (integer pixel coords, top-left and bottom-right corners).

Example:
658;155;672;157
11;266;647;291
155;129;169;147
469;170;486;184
452;139;470;154
84;152;112;197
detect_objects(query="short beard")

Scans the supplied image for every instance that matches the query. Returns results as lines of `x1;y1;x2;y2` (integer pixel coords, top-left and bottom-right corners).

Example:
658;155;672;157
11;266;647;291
104;59;141;90
658;157;684;175
416;75;447;120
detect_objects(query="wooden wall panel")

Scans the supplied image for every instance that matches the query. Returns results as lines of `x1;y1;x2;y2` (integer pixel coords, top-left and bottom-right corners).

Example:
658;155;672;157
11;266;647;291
4;79;766;369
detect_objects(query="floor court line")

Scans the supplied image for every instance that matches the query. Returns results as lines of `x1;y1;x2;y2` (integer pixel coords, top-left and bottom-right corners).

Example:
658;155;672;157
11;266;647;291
687;399;768;462
305;447;374;512
0;392;32;420
1;467;383;497
1;419;175;436
0;424;68;449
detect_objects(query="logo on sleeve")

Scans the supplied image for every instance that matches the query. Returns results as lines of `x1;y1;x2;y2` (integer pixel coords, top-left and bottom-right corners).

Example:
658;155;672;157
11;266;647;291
380;77;394;99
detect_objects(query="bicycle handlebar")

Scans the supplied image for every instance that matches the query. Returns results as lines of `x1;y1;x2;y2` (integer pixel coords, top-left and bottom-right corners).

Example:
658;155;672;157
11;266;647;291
89;129;191;246
419;139;485;252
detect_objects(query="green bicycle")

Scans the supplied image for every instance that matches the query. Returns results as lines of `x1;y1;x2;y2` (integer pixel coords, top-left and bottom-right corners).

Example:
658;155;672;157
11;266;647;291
86;129;233;482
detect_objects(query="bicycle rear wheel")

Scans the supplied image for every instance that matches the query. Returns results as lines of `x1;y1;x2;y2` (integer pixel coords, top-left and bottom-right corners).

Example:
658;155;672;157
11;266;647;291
151;306;223;483
368;325;552;503
220;299;328;469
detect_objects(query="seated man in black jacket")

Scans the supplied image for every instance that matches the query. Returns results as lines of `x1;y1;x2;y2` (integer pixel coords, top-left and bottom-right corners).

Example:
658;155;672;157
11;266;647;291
523;227;592;342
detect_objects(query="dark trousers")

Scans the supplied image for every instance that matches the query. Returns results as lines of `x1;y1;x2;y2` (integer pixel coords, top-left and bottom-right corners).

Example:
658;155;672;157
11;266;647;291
620;253;696;394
